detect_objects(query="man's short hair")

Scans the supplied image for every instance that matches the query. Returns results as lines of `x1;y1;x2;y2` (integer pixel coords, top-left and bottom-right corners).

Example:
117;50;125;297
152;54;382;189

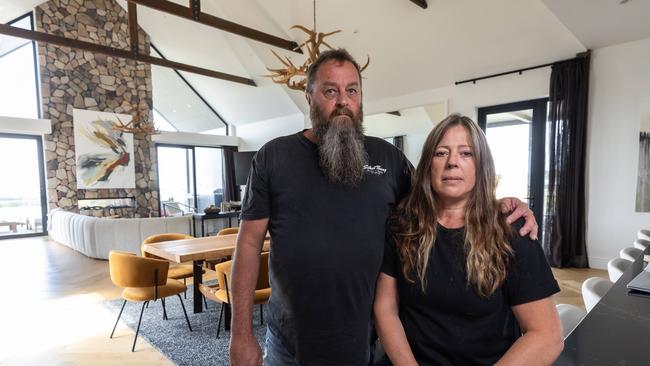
306;48;362;95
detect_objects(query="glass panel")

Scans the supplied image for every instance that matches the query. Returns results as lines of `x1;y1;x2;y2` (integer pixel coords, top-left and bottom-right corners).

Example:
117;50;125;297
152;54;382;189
153;108;177;132
150;46;226;132
0;15;38;119
0;137;45;236
195;147;224;213
157;146;195;216
485;109;533;203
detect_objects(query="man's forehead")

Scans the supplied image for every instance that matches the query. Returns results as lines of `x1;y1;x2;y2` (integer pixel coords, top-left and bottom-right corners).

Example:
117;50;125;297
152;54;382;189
315;60;360;83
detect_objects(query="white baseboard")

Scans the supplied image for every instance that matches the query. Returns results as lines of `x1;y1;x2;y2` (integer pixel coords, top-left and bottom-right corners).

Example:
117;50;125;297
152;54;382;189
588;257;609;270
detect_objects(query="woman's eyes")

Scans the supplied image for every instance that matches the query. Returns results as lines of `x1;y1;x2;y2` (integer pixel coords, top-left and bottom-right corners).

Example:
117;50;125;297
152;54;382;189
434;150;473;157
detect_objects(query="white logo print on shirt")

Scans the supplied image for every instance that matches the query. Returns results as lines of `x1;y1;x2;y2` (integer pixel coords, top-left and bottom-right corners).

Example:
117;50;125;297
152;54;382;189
363;165;387;175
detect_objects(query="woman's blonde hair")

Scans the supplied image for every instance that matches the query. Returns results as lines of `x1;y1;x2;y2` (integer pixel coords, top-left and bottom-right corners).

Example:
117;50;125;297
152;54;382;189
392;114;513;298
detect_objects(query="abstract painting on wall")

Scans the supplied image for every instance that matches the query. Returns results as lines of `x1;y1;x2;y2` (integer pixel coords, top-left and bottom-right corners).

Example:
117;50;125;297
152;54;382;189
73;109;136;189
635;97;650;212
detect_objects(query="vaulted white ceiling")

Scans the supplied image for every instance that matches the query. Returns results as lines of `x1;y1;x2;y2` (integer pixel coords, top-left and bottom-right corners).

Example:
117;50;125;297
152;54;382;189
2;0;649;130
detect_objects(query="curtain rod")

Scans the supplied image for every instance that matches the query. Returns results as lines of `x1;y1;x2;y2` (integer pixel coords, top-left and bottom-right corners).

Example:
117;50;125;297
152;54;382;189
454;51;590;86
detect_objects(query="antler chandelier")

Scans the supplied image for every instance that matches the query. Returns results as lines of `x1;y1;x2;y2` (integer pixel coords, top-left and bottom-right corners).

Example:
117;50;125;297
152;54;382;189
113;102;160;135
264;0;369;91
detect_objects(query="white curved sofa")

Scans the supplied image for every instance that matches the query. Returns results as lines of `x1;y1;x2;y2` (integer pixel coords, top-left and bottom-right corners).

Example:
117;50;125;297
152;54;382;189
48;208;191;259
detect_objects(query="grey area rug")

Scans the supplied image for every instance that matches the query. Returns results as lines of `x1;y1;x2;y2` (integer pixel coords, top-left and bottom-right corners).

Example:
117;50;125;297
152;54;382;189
104;283;266;366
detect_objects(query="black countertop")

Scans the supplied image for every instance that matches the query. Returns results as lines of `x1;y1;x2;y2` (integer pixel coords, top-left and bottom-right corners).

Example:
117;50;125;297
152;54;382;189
555;251;650;365
193;211;240;219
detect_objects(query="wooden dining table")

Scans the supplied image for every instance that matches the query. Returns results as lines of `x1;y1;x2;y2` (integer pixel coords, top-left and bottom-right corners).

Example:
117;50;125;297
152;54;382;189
142;233;270;316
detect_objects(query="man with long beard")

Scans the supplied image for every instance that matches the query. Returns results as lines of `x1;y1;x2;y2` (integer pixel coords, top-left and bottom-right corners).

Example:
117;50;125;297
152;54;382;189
229;49;537;366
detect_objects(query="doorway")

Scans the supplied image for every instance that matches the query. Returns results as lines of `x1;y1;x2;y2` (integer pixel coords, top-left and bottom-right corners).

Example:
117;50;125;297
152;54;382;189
477;98;548;234
156;144;225;216
0;133;48;238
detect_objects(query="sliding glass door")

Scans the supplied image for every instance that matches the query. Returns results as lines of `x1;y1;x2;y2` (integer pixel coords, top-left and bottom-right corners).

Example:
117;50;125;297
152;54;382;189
157;145;225;216
478;98;548;232
0;134;48;238
157;146;195;215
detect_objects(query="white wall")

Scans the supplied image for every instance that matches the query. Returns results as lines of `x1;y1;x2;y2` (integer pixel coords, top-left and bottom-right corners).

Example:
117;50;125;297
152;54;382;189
364;102;447;164
236;112;305;151
152;131;239;147
586;37;650;269
365;67;551;120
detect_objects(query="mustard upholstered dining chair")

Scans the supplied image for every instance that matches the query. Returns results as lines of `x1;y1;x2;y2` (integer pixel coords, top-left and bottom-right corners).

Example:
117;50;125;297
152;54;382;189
108;251;192;352
204;227;240;270
200;251;271;338
141;233;207;299
217;227;240;236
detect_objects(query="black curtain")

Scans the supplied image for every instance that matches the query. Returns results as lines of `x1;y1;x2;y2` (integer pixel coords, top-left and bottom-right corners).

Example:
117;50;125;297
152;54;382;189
635;132;650;211
543;54;590;268
222;146;240;202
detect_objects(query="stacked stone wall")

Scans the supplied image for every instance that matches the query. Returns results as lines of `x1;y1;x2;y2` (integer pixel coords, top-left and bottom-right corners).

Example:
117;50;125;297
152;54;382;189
36;0;159;217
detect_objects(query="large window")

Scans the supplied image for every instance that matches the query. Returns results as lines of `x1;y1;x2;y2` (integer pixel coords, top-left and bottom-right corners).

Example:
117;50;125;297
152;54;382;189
0;134;48;238
0;13;47;239
150;45;227;134
0;13;39;119
157;145;224;216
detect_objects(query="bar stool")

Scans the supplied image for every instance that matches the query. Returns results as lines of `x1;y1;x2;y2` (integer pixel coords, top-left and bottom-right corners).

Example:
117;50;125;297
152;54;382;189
638;229;650;242
620;247;643;262
581;277;613;312
607;257;631;283
556;303;586;338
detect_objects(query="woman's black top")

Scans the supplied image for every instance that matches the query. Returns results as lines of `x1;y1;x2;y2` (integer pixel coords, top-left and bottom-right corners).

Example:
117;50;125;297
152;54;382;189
381;222;559;366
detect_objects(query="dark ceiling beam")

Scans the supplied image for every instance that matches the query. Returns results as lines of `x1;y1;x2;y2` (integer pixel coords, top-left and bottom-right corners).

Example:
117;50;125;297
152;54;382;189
0;23;256;86
190;0;201;20
410;0;427;9
127;1;139;56
127;0;302;54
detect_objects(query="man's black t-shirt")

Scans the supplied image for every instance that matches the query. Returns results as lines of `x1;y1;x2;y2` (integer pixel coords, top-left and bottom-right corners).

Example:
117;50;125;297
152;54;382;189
381;223;560;366
241;131;412;366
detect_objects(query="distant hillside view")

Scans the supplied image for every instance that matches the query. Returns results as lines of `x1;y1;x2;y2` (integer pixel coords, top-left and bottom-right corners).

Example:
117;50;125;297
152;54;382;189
0;137;45;236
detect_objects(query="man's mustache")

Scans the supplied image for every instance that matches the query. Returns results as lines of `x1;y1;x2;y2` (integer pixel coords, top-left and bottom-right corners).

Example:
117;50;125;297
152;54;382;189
330;108;354;119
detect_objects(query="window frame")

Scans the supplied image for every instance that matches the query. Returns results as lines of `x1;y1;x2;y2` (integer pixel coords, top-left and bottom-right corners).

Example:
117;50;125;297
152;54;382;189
155;143;229;215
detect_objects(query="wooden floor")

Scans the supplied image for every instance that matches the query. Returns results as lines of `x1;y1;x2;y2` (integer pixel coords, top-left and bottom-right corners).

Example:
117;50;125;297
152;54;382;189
0;236;608;365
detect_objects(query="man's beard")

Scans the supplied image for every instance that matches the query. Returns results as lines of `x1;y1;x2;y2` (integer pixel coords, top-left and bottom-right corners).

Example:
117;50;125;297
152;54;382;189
311;102;368;187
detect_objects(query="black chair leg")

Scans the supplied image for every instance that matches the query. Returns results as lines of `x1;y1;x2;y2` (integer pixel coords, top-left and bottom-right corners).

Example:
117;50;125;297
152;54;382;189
161;298;168;320
203;295;208;309
177;294;192;332
260;304;264;324
216;303;224;338
183;278;187;299
110;299;127;338
132;301;148;352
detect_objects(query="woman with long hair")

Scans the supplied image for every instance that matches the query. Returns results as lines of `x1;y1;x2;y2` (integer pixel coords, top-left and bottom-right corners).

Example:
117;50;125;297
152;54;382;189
373;114;563;365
